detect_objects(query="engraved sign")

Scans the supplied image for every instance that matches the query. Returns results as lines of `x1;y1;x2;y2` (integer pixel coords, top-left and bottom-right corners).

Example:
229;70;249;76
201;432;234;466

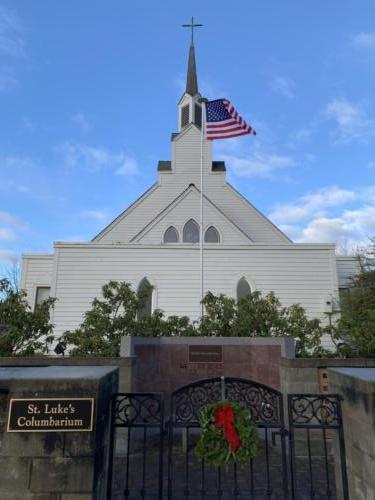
7;398;94;432
189;345;223;363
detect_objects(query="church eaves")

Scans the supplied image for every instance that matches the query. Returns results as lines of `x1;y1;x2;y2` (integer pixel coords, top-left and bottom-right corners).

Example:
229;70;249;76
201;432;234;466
186;43;198;96
157;160;226;173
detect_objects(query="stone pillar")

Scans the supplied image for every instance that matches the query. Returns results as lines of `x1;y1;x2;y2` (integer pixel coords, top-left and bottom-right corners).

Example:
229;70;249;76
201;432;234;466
329;367;375;500
0;365;118;500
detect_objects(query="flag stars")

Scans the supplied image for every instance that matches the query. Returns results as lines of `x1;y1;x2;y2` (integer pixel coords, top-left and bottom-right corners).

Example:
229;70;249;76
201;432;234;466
205;99;256;139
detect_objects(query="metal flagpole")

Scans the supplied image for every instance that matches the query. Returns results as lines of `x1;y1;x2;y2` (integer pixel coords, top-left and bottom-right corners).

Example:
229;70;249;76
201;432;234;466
200;99;207;317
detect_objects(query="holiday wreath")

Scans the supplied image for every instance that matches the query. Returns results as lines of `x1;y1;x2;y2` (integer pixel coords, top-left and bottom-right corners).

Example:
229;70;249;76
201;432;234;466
196;401;259;466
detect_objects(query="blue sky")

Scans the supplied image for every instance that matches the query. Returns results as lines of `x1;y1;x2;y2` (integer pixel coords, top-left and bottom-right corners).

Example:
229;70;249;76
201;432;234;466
1;0;375;267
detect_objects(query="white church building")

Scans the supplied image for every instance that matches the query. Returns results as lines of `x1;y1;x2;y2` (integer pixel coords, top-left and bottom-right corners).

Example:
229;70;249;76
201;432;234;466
21;42;358;338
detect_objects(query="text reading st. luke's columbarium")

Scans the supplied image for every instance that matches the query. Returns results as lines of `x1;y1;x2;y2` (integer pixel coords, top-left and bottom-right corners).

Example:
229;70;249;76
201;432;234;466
7;398;94;432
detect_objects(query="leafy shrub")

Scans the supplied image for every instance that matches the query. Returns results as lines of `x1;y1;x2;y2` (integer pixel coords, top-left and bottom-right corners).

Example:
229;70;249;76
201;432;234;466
0;278;55;356
60;282;325;357
201;290;324;357
334;270;375;357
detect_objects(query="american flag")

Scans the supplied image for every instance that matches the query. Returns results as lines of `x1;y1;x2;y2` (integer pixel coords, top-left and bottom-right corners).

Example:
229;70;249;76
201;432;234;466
205;99;256;140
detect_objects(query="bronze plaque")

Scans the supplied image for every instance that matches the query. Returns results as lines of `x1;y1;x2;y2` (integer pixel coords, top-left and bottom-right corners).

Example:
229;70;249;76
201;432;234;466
7;398;94;433
189;345;223;363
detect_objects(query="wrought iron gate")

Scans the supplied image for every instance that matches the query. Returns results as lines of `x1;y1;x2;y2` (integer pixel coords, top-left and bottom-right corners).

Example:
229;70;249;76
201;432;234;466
107;392;164;499
107;378;349;499
288;394;349;500
167;377;288;499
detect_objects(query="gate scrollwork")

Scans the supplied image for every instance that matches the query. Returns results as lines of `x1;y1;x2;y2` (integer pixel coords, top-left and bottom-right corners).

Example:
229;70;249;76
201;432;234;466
171;377;283;426
113;393;163;426
288;394;341;427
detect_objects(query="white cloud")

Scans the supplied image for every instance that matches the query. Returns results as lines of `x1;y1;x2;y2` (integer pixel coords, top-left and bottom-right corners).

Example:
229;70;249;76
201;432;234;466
0;249;17;264
269;76;295;99
325;98;375;142
352;32;375;51
342;205;375;233
71;113;91;133
57;143;139;176
0;227;17;242
0;211;27;247
297;217;352;244
81;210;108;222
297;205;375;246
0;155;36;170
221;151;295;179
269;186;356;224
0;156;36;194
215;128;296;180
277;224;301;240
115;157;138;176
270;185;375;248
0;211;26;229
0;6;24;57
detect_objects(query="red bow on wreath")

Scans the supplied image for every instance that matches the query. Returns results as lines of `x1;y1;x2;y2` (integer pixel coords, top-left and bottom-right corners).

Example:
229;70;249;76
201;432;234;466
214;403;241;451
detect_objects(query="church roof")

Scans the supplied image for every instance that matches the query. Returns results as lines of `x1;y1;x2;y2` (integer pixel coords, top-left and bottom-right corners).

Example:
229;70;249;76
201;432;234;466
186;43;198;96
91;182;158;242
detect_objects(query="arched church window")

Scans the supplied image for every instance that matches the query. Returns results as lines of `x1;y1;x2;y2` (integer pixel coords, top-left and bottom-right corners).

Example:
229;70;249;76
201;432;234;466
204;226;220;243
137;278;152;320
164;226;179;243
237;277;251;302
194;103;202;128
181;104;190;128
183;219;200;243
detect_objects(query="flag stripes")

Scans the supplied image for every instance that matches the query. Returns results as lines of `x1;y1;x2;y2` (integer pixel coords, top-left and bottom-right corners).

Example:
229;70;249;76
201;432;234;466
205;99;256;140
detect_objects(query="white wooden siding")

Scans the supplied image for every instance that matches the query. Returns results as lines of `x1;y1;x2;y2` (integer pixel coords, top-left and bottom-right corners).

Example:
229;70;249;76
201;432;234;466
50;243;337;337
21;254;54;307
95;125;290;245
336;256;360;288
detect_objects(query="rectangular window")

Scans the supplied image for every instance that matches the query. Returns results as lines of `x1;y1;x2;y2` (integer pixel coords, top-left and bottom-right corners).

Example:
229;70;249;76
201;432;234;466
194;103;202;128
181;104;190;128
35;286;50;307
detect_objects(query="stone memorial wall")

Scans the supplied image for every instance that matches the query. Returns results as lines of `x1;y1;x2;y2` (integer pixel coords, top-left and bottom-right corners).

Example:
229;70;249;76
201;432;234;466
120;336;295;404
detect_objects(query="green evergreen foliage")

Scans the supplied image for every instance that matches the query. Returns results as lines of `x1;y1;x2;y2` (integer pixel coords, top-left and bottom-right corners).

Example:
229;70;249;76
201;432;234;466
200;290;324;357
0;278;55;356
60;281;325;357
60;280;196;356
199;292;236;337
195;402;259;466
334;270;375;357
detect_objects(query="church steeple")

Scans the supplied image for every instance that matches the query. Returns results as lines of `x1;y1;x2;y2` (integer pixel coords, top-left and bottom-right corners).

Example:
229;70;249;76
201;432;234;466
178;18;203;131
186;43;198;96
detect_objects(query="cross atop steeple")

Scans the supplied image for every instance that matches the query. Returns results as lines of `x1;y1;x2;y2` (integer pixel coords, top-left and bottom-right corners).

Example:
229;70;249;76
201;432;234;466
182;17;202;96
182;16;203;45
